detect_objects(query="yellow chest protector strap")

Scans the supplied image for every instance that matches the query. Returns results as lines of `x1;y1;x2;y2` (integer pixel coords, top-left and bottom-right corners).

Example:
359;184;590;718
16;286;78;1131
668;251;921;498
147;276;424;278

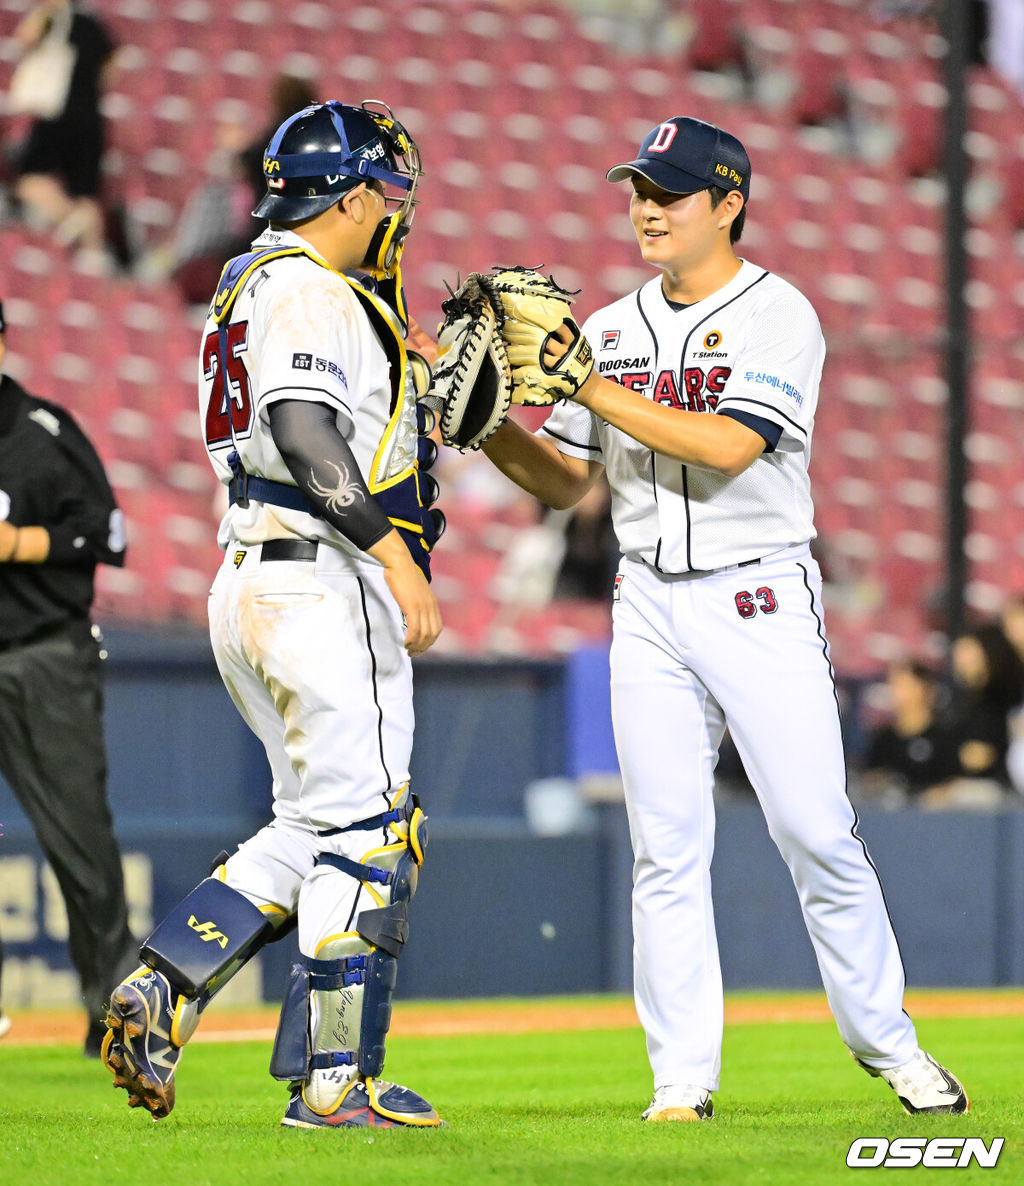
213;247;440;577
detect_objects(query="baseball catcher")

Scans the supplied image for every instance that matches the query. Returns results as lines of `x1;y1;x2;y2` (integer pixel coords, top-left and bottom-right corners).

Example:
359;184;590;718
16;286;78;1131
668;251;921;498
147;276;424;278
102;98;445;1132
425;266;594;450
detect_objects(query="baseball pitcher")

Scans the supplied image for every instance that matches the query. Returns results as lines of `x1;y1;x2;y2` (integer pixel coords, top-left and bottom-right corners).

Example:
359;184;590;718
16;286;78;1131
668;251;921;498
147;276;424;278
432;116;969;1122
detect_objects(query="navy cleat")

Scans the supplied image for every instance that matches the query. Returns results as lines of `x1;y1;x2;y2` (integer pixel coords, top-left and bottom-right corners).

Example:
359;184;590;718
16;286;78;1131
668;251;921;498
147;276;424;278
857;1049;969;1115
281;1075;442;1129
102;968;196;1120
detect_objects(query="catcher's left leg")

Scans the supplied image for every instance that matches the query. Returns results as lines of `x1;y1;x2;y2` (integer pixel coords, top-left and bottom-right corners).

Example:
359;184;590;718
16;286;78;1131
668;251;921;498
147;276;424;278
102;863;289;1119
275;799;440;1128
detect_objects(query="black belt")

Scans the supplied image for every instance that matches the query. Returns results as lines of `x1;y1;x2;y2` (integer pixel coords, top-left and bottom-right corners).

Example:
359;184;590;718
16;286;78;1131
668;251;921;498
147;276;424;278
643;556;761;578
260;539;319;562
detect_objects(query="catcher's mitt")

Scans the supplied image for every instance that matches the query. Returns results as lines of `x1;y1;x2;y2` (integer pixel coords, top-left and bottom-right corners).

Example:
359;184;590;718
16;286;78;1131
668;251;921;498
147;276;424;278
424;274;513;451
484;265;594;405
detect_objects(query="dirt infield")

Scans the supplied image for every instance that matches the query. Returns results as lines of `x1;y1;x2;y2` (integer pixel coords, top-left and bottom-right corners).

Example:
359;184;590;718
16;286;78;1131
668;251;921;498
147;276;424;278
3;990;1024;1048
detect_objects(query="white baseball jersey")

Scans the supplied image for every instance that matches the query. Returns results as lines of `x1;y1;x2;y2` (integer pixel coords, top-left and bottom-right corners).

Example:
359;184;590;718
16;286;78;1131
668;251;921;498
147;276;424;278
198;227;415;563
541;260;825;571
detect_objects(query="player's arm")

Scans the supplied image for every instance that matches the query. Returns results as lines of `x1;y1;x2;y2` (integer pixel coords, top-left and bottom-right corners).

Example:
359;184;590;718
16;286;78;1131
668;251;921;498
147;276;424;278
545;325;767;477
481;416;603;510
267;399;441;656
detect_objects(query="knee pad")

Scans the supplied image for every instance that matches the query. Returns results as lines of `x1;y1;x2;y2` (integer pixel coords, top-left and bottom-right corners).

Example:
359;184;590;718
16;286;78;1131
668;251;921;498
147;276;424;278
269;799;427;1086
140;876;276;1004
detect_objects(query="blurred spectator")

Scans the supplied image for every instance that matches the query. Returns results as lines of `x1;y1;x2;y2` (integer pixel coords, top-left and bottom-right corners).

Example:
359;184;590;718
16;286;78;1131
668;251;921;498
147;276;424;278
999;593;1024;668
8;1;118;266
134;101;254;305
553;476;618;601
998;594;1024;797
860;661;960;804
239;74;320;215
135;75;319;305
922;623;1024;809
870;1;935;19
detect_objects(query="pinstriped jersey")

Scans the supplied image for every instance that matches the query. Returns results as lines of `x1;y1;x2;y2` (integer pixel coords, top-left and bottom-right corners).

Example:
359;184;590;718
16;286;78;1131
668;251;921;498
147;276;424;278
541;260;825;573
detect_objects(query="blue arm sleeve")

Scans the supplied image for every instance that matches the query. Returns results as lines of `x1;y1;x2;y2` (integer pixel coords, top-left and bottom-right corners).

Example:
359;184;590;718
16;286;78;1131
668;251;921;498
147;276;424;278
267;400;393;551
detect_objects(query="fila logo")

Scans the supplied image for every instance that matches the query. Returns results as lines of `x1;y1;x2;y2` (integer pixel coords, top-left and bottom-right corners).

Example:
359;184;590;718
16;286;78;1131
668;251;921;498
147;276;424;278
649;122;678;153
188;915;229;949
601;330;620;350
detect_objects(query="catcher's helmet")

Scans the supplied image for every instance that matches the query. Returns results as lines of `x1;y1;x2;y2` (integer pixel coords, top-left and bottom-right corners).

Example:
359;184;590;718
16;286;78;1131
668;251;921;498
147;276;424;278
253;100;420;224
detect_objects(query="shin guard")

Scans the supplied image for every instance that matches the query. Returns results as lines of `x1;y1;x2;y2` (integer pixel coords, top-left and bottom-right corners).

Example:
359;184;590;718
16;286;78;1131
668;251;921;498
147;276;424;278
287;798;427;1111
140;876;275;1004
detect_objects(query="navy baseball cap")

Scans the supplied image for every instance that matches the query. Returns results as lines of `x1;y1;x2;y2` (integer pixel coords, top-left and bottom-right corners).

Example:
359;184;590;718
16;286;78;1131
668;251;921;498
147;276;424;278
606;117;750;200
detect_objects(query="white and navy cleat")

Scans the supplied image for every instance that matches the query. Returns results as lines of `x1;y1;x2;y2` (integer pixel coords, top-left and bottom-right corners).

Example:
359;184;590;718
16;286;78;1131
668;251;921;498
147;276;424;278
102;968;192;1120
642;1084;714;1122
857;1048;969;1115
282;1075;442;1128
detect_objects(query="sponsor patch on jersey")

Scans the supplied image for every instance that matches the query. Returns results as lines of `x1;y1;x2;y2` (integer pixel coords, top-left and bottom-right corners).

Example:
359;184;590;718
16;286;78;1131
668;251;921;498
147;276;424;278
613;572;624;602
314;357;346;383
703;330;722;350
292;353;347;383
743;370;805;407
598;355;650;373
601;330;621;350
233;549;246;568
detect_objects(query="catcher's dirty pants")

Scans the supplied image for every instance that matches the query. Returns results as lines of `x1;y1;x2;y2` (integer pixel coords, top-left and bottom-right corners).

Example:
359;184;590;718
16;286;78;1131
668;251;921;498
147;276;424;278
0;620;137;1032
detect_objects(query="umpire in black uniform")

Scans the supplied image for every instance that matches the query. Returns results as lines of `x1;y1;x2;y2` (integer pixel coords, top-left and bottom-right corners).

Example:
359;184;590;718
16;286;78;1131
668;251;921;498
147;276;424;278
0;300;137;1055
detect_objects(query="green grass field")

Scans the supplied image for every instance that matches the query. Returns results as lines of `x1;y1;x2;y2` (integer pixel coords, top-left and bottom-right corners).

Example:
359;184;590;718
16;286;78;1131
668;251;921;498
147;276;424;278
1;999;1020;1185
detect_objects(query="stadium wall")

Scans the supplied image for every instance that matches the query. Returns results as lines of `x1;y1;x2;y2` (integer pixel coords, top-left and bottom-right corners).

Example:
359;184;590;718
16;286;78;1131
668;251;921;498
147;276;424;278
0;632;1021;1007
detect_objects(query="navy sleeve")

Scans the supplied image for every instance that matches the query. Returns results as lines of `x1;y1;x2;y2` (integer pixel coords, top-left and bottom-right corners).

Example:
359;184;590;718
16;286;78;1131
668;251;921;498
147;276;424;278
267;400;393;552
717;408;783;453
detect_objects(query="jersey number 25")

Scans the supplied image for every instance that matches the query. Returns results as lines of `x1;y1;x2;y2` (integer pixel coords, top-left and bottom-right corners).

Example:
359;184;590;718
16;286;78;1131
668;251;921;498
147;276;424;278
202;323;253;447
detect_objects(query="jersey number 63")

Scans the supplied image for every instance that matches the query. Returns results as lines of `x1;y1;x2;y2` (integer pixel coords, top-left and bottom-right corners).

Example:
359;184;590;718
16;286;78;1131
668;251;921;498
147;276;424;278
735;587;778;618
202;323;254;447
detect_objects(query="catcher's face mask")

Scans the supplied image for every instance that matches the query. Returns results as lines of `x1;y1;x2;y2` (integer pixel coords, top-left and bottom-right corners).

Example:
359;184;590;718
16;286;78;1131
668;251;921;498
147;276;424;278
361;100;422;276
